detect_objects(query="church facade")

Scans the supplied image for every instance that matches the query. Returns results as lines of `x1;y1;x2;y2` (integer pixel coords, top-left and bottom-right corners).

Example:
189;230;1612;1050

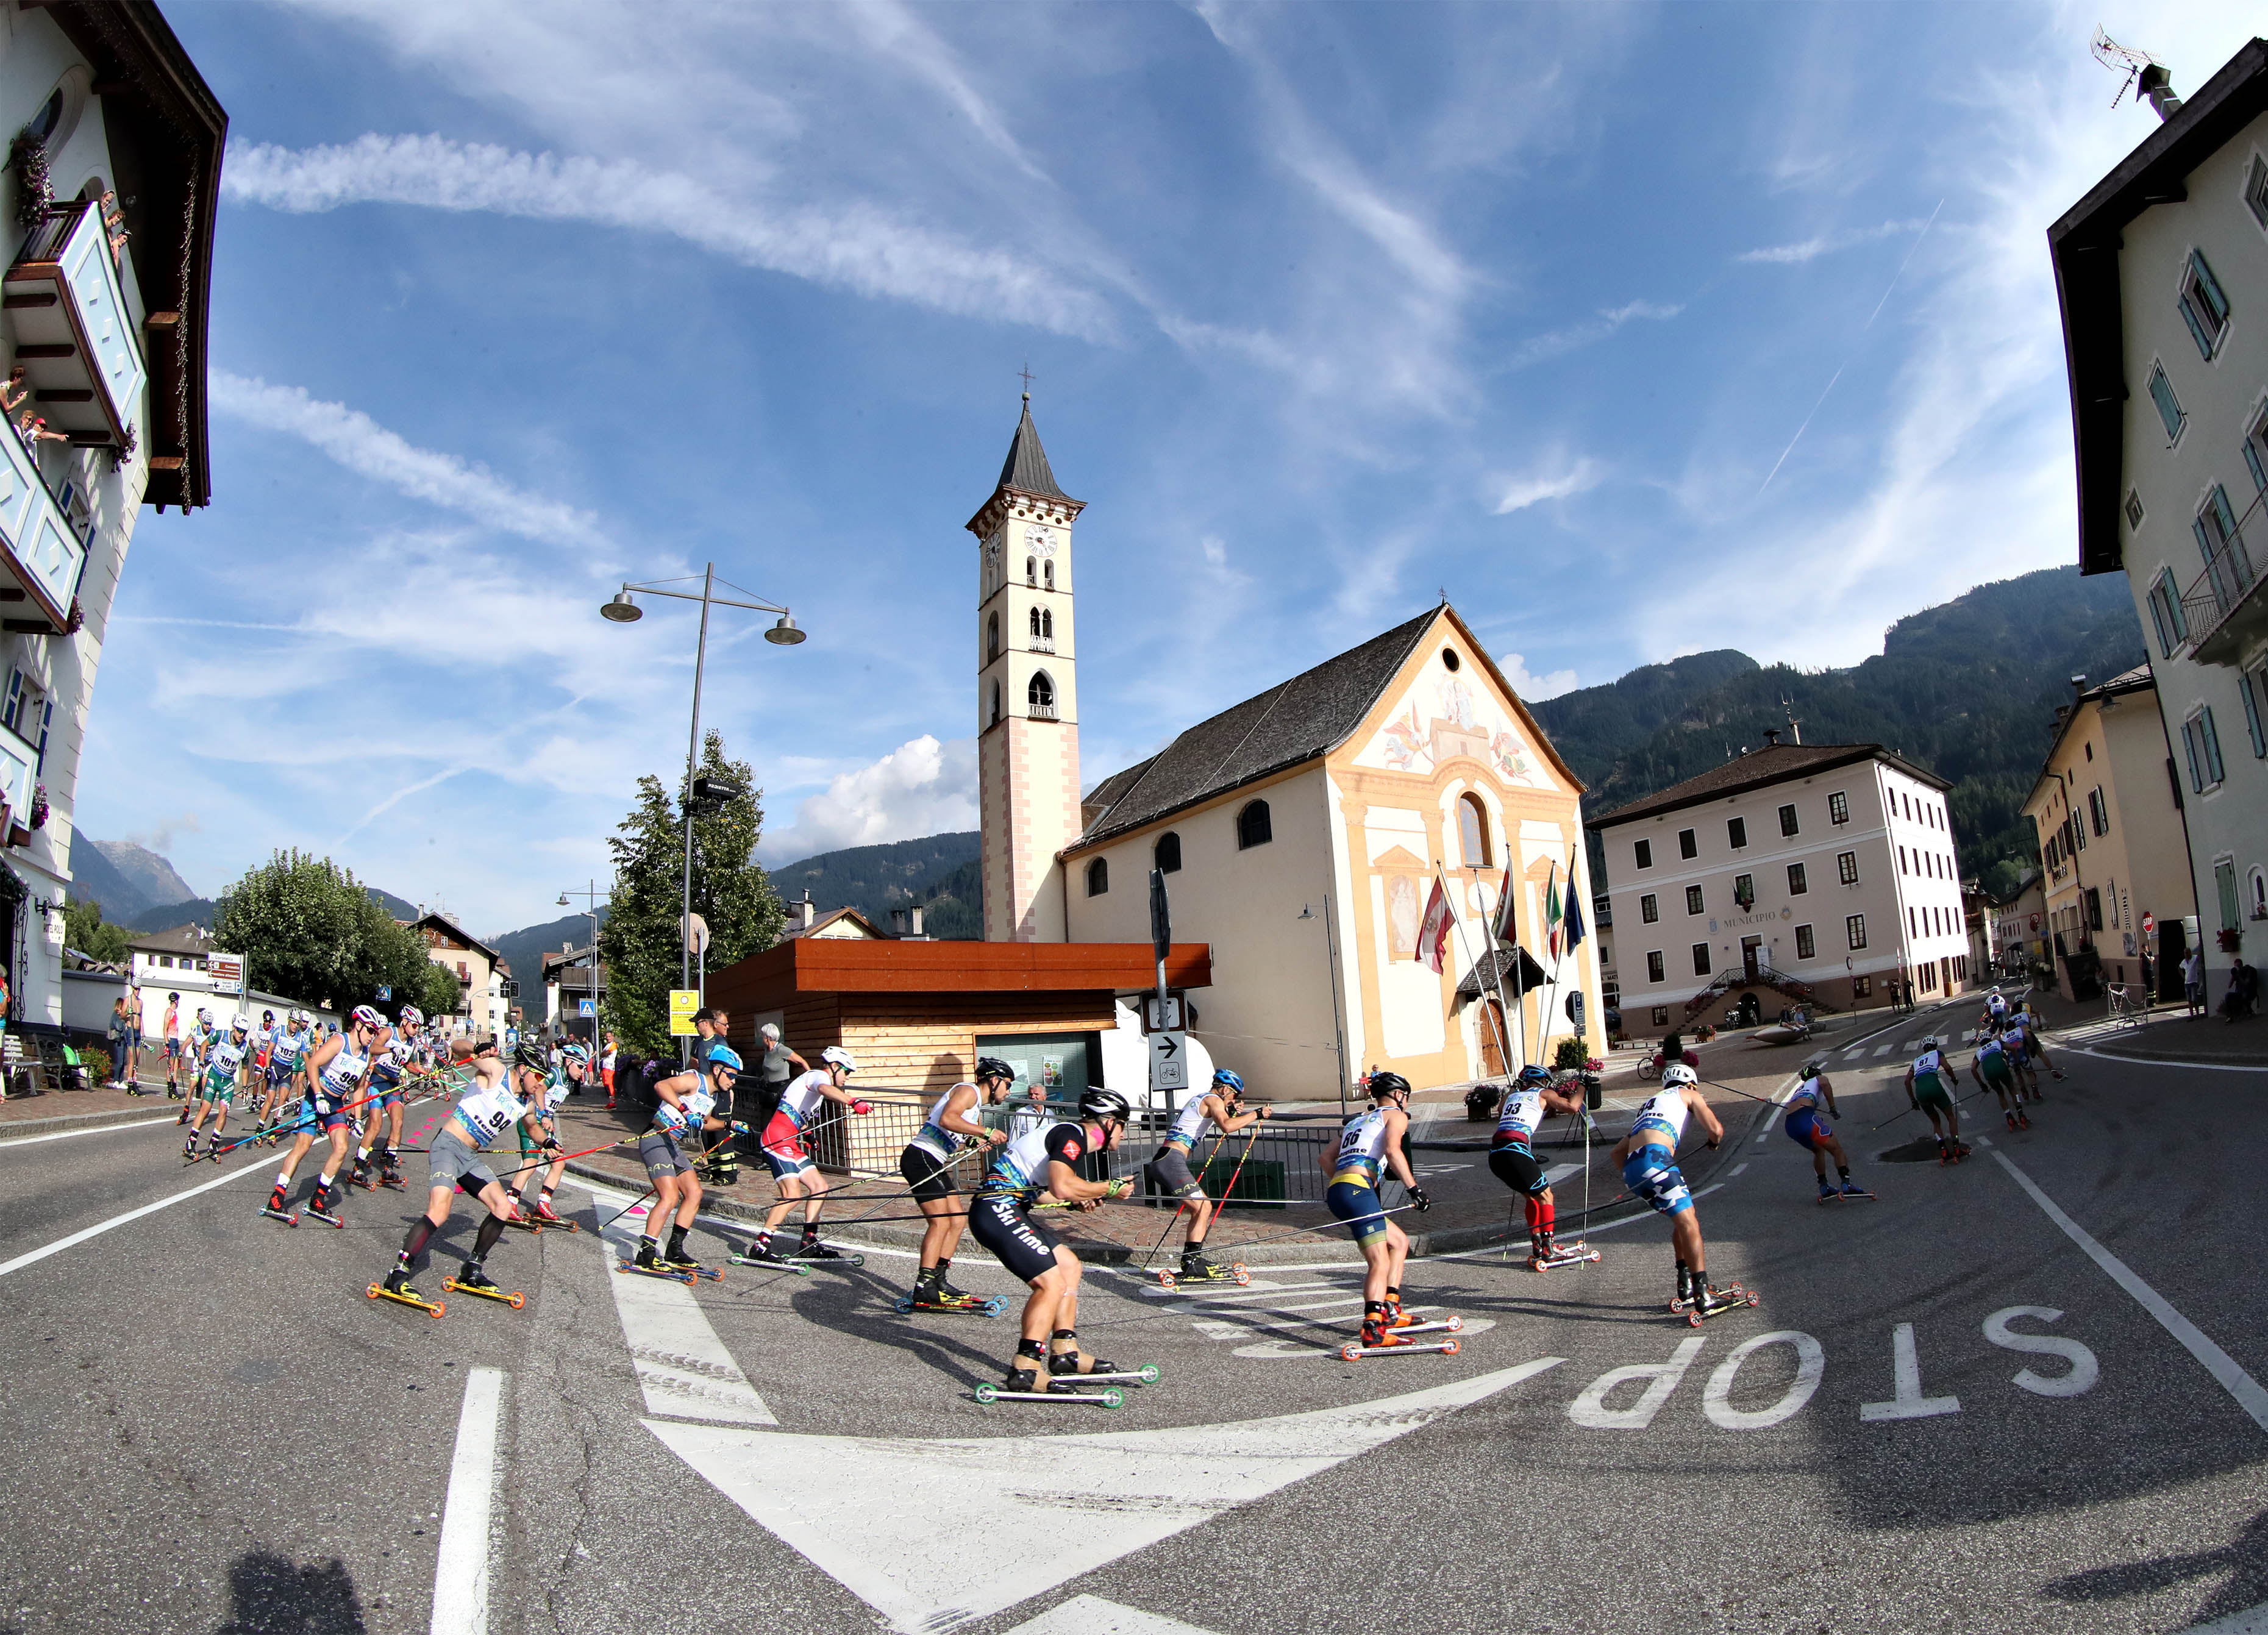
968;402;1605;1100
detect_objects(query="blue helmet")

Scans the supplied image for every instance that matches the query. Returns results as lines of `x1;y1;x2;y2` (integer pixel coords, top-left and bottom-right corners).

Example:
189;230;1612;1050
707;1045;744;1076
1211;1068;1244;1095
1517;1064;1554;1087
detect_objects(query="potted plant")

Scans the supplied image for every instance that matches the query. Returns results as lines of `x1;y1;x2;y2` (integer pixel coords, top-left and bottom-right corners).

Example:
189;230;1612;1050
2219;927;2244;953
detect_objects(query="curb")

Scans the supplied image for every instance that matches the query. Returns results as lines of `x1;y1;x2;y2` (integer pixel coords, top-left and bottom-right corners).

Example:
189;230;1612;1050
0;1103;182;1140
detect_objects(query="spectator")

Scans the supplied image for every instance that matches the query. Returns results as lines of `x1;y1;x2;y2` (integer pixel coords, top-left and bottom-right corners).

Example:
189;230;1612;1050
754;1023;804;1128
123;985;143;1088
2184;949;2206;1017
2220;957;2258;1024
106;996;131;1088
601;1029;620;1110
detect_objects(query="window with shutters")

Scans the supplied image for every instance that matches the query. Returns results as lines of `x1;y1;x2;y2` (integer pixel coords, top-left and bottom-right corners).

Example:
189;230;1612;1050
2148;362;2186;444
2148;568;2189;657
2178;250;2231;359
2242;664;2268;758
2249;155;2268;231
2088;788;2109;836
2195;485;2256;614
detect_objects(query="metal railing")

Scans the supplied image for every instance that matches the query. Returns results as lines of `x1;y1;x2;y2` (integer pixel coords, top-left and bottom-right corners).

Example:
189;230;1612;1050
2179;541;2262;654
1028;701;1058;720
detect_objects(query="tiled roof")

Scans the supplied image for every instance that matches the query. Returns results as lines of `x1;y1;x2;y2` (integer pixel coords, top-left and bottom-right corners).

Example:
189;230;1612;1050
1074;609;1439;849
995;397;1065;499
1588;742;1947;830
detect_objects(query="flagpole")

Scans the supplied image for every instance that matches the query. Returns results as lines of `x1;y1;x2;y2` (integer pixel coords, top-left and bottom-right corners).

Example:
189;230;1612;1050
1478;866;1527;1073
1436;861;1515;1089
1533;849;1577;1074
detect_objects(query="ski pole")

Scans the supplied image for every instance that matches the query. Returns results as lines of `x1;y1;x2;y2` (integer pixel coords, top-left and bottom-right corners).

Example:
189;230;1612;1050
1136;1130;1227;1273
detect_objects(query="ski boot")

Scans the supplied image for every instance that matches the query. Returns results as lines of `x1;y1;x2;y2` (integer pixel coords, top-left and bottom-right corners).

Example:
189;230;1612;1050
1937;1139;1956;1167
348;1159;379;1192
368;1267;444;1317
379;1163;407;1192
444;1265;526;1308
527;1196;571;1228
1357;1314;1404;1350
261;1184;298;1227
1383;1300;1417;1330
2016;1108;2031;1130
1952;1141;1972;1161
661;1243;708;1277
2006;1110;2019;1132
633;1242;671;1275
1046;1336;1120;1378
795;1236;844;1261
1818;1178;1838;1201
304;1189;344;1228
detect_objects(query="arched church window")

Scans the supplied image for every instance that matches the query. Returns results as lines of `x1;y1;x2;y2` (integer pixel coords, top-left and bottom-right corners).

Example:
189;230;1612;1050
1457;793;1491;867
1044;561;1055;590
1155;832;1182;874
1026;557;1036;586
989;680;1001;727
1086;858;1109;897
1041;608;1053;639
1029;672;1055;713
1028;607;1042;639
988;612;1000;661
1237;800;1272;850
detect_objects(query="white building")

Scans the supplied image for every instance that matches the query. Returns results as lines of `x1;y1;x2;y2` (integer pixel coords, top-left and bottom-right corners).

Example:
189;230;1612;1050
1591;736;1973;1029
2050;38;2268;1011
0;5;223;1030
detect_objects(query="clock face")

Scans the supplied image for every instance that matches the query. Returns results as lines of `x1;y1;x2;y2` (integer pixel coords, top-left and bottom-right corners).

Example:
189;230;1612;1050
1028;525;1055;558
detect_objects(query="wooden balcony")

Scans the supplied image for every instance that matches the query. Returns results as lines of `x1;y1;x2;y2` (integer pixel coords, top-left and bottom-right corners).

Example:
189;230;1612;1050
4;200;146;449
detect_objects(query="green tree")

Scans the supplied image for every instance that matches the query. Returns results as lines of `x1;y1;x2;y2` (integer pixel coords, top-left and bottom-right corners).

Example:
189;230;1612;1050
62;896;129;964
213;850;436;1016
597;730;784;1056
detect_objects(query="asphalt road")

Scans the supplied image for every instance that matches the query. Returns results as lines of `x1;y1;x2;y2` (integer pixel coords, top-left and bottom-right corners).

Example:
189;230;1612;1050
2;1013;2263;1635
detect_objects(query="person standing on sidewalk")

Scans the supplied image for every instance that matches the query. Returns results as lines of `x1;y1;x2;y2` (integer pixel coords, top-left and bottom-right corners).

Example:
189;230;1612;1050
2184;948;2206;1017
106;996;131;1088
124;986;144;1088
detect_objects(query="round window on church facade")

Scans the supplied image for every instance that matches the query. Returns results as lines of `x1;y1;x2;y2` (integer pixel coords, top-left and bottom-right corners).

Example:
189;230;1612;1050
1442;647;1461;672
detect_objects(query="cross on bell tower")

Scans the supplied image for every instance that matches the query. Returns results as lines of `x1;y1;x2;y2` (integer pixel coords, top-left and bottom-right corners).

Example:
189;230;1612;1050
968;392;1084;942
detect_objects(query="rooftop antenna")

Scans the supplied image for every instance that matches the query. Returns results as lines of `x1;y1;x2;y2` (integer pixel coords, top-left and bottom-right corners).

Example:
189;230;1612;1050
1781;697;1803;745
2091;29;2182;120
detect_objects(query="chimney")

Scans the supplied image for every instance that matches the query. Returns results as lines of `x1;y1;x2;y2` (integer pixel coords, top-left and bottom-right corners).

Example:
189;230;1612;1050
2136;62;2183;121
796;891;816;931
890;907;910;935
909;904;924;938
1763;728;1781;747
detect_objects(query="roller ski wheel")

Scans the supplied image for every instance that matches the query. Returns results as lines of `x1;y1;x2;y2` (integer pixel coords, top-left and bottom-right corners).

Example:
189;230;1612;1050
348;1170;380;1192
443;1275;526;1309
973;1381;1124;1408
367;1280;445;1319
1160;1260;1248;1289
1674;1285;1761;1326
728;1252;811;1276
1339;1338;1460;1361
260;1206;299;1228
1529;1245;1600;1271
305;1204;345;1230
527;1205;576;1231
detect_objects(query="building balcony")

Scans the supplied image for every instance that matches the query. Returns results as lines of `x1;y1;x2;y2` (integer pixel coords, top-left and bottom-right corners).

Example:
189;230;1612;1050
2178;536;2268;669
1029;634;1055;653
3;201;146;451
0;415;84;633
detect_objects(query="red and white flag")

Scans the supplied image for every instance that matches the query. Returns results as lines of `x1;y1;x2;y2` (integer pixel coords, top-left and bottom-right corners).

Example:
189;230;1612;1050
1419;877;1453;975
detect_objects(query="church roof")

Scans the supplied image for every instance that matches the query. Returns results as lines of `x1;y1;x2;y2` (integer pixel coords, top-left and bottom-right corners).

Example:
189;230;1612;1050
1074;608;1440;850
996;396;1066;500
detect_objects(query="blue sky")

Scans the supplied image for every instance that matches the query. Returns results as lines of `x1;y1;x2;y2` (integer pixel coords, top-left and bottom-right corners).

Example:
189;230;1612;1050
77;1;2259;936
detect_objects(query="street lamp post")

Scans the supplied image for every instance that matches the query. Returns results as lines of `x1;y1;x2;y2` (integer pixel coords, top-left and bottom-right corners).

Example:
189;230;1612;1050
601;563;804;1060
556;881;608;1044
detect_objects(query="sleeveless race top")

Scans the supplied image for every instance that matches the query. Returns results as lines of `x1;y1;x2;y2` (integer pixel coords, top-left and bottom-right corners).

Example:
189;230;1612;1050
911;1085;974;1162
1332;1108;1391;1188
1911;1049;1946;1091
777;1068;831;1130
981;1117;1075;1201
452;1075;529;1149
204;1038;245;1087
1788;1072;1825;1111
316;1039;369;1102
1629;1087;1690;1147
1162;1095;1213;1151
1492;1088;1546;1149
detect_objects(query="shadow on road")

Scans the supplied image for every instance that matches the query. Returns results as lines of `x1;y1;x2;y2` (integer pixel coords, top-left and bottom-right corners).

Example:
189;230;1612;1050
215;1548;365;1634
2042;1509;2268;1623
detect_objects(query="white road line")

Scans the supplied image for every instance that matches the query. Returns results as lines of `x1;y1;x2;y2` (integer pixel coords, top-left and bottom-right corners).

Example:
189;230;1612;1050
430;1366;504;1635
0;1113;180;1149
597;1222;777;1425
1575;1181;1724;1234
1006;1596;1221;1635
1730;1163;1748;1177
1872;1042;1894;1056
1991;1151;2268;1434
0;1153;268;1280
2061;1044;2268;1074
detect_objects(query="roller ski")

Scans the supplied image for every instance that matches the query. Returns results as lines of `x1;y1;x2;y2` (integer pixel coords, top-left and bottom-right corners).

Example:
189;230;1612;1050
1339;1327;1461;1362
367;1269;445;1318
785;1239;863;1269
978;1353;1123;1407
1528;1241;1599;1272
1671;1283;1760;1326
442;1267;526;1309
894;1281;1002;1314
1819;1183;1875;1203
260;1185;299;1227
1936;1140;1972;1166
523;1199;577;1231
616;1258;697;1284
1387;1316;1464;1339
1062;1364;1160;1386
1157;1251;1249;1290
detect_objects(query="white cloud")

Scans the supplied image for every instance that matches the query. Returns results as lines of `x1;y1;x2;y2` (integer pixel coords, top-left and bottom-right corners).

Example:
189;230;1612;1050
223;133;1111;338
1507;299;1683;370
1499;652;1579;701
1491;455;1603;515
210;370;607;549
761;735;978;863
1736;218;1935;265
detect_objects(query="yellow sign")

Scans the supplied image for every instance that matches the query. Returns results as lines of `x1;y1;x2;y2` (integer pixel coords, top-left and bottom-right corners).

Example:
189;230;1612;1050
668;989;702;1036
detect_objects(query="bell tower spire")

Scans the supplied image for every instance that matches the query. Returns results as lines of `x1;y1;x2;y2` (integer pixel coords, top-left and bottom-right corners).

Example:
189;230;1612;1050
969;391;1083;942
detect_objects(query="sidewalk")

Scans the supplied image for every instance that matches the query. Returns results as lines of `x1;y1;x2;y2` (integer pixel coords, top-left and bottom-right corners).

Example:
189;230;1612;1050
0;1070;186;1136
2036;994;2268;1064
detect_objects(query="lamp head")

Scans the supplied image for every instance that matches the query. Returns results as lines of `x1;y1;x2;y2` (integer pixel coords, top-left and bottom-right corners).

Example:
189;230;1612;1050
601;590;643;624
557;894;570;907
765;613;806;646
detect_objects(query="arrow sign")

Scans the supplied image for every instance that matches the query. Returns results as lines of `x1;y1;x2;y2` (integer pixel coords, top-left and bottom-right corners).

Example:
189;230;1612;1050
1150;1029;1187;1092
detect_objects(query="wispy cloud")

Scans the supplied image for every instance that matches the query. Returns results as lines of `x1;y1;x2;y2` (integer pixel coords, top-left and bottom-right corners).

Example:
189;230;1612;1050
1508;300;1682;370
761;734;977;863
1499;652;1579;701
210;371;607;549
1736;218;1935;265
1491;455;1603;515
223;134;1111;338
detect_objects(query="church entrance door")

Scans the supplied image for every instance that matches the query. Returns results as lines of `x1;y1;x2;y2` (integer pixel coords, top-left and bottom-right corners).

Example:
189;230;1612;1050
1478;1000;1510;1079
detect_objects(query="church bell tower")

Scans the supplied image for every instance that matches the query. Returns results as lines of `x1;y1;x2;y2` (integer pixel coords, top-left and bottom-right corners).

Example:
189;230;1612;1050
969;394;1083;942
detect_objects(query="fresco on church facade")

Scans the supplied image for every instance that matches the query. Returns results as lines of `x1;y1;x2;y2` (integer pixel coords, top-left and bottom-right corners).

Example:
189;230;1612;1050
1355;671;1547;786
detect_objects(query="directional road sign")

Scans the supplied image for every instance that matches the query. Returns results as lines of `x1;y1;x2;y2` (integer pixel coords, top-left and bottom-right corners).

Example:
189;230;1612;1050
1150;1028;1188;1092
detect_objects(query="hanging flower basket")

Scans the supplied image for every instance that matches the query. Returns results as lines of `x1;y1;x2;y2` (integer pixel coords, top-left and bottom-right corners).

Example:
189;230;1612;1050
2218;927;2244;953
28;782;49;830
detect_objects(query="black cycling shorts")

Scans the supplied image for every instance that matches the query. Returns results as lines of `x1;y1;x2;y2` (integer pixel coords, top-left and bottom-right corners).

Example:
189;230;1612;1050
900;1145;955;1203
968;1192;1063;1284
1488;1144;1549;1199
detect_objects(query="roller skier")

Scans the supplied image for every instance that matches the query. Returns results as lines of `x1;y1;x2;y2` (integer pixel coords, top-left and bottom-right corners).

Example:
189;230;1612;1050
1325;1071;1434;1349
1902;1039;1967;1163
1968;1030;2028;1131
899;1056;1016;1311
516;1042;589;1225
1610;1064;1744;1319
744;1047;868;1266
1785;1060;1868;1199
350;1005;422;1192
1147;1066;1270;1284
182;1014;249;1161
266;1005;386;1227
630;1047;743;1277
1487;1064;1591;1267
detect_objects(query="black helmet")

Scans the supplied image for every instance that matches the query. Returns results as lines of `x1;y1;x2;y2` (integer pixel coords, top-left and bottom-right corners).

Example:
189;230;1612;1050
1078;1087;1132;1123
1368;1070;1413;1100
515;1037;549;1072
975;1056;1017;1083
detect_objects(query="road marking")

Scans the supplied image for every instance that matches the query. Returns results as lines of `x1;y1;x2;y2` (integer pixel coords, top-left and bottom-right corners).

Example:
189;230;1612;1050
1578;1181;1724;1233
1991;1151;2268;1433
647;1356;1566;1633
1570;1338;1705;1428
1872;1042;1894;1056
1229;1319;1497;1360
597;1221;777;1425
2185;1598;2268;1633
1860;1322;1959;1422
1545;1162;1581;1183
1006;1596;1220;1635
0;1113;180;1149
2060;1044;2268;1074
0;1152;269;1280
1730;1163;1748;1177
1703;1331;1825;1430
430;1366;504;1635
1982;1306;2099;1398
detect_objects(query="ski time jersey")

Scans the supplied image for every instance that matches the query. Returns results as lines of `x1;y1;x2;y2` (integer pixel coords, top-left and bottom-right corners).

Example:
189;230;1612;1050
541;1067;573;1113
1628;1088;1691;1149
452;1074;530;1150
910;1085;976;1162
980;1117;1086;1202
1492;1088;1547;1149
1161;1095;1214;1151
1331;1108;1391;1188
1977;1036;2011;1076
776;1068;832;1130
202;1038;246;1092
654;1080;714;1131
1986;994;2008;1020
370;1035;409;1085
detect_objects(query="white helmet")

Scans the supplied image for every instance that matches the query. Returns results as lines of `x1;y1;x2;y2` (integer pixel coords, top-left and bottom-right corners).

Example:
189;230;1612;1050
399;1005;423;1028
820;1045;858;1073
1662;1063;1699;1089
230;1013;248;1035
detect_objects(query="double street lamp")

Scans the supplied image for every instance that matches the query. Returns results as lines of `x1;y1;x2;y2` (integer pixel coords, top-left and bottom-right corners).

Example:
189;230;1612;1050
601;565;806;1050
